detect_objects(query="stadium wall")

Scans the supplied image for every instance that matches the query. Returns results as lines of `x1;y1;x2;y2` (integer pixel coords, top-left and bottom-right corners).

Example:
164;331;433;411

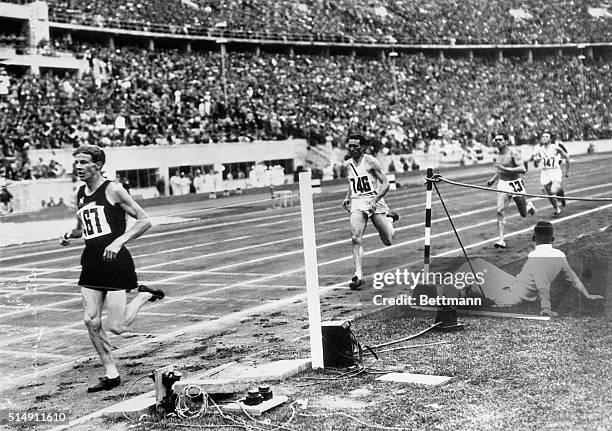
9;139;611;214
15;139;308;209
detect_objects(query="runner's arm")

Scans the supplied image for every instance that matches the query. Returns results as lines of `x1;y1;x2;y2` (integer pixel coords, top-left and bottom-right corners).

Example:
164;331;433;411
533;149;541;168
60;191;83;245
109;182;151;246
486;172;499;187
557;145;570;176
342;162;352;211
60;213;83;245
342;184;351;212
368;156;390;202
101;184;151;261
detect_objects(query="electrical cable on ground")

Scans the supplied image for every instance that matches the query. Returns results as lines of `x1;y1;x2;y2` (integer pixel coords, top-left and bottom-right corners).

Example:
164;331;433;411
364;340;450;355
121;375;153;423
175;384;209;419
367;322;442;350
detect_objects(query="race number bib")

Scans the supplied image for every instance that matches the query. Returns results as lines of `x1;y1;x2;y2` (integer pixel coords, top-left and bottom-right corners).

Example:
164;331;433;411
508;180;524;193
349;176;372;195
78;203;111;239
543;157;561;169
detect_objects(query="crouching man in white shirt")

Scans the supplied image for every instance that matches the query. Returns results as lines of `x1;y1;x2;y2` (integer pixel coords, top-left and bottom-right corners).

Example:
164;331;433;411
460;221;604;316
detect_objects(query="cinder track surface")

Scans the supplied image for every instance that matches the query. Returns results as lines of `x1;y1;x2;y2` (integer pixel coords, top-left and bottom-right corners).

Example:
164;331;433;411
0;153;611;395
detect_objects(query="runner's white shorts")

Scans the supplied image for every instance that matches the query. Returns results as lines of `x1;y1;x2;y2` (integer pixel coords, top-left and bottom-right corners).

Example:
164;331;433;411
351;196;389;217
540;169;563;186
497;178;526;196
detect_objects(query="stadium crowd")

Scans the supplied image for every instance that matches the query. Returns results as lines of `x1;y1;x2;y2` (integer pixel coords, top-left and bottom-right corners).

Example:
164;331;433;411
46;0;612;44
1;47;611;176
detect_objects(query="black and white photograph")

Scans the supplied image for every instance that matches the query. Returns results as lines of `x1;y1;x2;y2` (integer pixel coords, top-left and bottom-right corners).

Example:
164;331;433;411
0;1;610;430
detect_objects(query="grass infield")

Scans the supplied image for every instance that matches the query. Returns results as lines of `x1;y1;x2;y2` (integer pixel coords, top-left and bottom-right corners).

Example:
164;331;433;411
102;309;610;431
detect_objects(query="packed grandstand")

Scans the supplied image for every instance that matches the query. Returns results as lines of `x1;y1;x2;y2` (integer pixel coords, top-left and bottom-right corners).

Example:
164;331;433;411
0;0;611;183
45;0;612;44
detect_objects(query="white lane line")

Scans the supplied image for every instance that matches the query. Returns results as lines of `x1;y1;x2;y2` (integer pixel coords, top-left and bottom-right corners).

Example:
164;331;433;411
0;277;77;283
137;312;220;319
144;182;612;273
1;162;607;263
204;271;279;276
166;193;612;299
19;180;612;272
139;270;213;274
138;235;302;269
57;201;612;350
433;202;612;257
0;169;532;264
4;234;252;269
318;198;431;225
1;186;610;318
2;183;610;307
1;298;82;319
0;291;80;296
0;349;78;360
196;205;495;273
1;172;608;267
253;219;297;228
7;182;608;292
130;235;251;258
0;268;80;273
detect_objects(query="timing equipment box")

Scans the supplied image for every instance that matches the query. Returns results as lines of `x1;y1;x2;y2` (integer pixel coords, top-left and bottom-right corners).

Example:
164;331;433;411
321;320;355;368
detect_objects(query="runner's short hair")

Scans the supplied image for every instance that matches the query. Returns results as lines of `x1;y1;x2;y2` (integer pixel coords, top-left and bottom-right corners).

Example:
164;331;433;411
346;134;366;146
493;132;509;141
73;145;106;167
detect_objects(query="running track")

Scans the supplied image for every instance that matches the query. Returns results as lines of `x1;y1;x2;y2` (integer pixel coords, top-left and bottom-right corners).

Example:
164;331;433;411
1;154;611;390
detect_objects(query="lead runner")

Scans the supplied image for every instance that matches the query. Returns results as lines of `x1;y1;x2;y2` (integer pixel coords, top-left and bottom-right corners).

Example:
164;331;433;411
342;134;399;290
60;145;164;392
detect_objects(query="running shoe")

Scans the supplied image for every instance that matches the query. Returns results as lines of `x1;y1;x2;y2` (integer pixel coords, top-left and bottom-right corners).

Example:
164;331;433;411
87;376;121;393
527;201;536;216
349;276;363;291
138;285;165;302
387;211;400;223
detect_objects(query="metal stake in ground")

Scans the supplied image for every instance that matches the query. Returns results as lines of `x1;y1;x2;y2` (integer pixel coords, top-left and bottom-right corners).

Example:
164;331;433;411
424;168;433;277
424;168;464;332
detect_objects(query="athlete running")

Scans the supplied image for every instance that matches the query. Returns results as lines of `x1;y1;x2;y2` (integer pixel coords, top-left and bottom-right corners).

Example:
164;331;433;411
342;134;399;290
486;132;536;248
60;145;164;392
533;130;569;217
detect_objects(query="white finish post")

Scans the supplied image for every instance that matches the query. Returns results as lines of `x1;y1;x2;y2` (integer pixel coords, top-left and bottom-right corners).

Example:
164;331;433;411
298;171;324;369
